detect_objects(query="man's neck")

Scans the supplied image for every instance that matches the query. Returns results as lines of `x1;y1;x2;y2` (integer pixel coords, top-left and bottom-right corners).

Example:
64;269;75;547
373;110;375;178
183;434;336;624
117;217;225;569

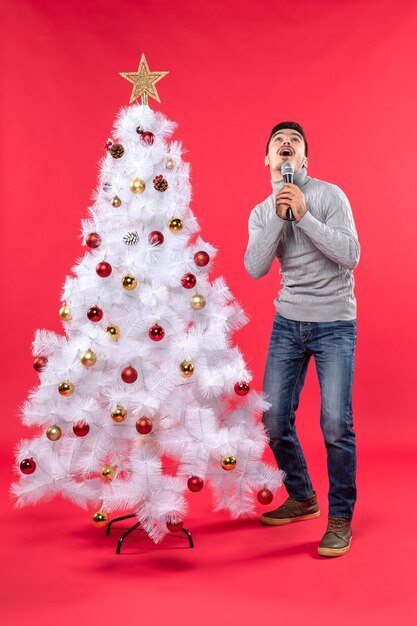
270;166;305;181
270;168;309;194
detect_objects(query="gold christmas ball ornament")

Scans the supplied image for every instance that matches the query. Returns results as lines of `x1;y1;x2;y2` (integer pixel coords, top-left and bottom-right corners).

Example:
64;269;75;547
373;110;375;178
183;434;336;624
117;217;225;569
190;294;206;310
80;349;97;367
180;361;194;377
100;465;117;481
166;156;175;170
46;425;62;441
105;324;120;341
111;404;127;423
130;178;146;194
58;381;74;397
111;195;122;207
59;305;72;321
221;455;237;471
121;274;138;290
168;217;183;232
92;511;109;528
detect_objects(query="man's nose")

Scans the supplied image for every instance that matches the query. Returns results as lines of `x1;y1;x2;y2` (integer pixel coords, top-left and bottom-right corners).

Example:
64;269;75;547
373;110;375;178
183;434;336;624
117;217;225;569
283;138;291;145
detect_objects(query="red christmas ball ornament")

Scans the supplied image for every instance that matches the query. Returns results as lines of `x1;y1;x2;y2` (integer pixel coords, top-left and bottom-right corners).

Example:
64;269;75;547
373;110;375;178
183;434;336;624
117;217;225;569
121;366;138;384
148;231;164;246
73;422;90;437
194;251;210;267
166;518;183;533
234;381;250;396
257;488;274;505
33;356;48;372
181;273;197;289
135;417;153;435
87;306;103;322
140;131;155;146
149;324;165;341
187;476;204;492
20;458;36;475
86;232;101;249
96;261;112;278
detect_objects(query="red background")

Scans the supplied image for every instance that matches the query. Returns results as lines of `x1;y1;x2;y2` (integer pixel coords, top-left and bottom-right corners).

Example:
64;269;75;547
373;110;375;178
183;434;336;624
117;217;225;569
1;1;416;624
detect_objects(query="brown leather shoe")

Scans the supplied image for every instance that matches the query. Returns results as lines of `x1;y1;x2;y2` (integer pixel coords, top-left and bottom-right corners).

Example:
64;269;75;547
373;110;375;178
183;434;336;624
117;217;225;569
260;492;320;526
318;517;352;557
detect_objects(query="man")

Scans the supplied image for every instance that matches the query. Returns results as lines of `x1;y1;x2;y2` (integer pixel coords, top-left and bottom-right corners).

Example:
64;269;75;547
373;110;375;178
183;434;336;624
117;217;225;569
244;122;359;557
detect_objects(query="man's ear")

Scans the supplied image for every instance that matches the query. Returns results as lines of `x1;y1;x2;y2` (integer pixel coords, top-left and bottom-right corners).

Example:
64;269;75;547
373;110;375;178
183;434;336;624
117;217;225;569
265;155;269;166
304;157;308;169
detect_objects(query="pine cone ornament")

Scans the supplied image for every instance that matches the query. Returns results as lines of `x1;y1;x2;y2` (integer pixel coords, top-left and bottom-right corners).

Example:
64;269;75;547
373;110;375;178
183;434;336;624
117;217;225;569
153;175;168;192
110;143;125;159
123;231;140;246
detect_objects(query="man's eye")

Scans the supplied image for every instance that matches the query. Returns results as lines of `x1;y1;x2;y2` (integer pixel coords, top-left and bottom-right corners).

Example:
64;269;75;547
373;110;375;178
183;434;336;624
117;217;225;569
293;137;300;142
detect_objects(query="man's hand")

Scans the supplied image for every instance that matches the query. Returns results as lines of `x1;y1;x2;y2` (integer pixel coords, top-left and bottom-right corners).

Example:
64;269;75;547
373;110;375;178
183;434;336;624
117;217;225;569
276;183;308;222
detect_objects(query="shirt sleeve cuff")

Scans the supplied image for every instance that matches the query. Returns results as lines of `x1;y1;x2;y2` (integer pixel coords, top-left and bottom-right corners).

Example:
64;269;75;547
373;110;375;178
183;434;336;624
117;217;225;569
295;210;320;233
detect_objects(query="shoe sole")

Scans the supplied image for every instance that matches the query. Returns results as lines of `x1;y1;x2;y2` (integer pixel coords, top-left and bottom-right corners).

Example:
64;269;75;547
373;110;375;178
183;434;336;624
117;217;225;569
317;538;352;557
260;510;321;526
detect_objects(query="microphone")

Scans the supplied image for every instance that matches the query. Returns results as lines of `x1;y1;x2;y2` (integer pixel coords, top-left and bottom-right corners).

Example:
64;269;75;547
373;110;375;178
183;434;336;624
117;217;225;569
281;161;295;221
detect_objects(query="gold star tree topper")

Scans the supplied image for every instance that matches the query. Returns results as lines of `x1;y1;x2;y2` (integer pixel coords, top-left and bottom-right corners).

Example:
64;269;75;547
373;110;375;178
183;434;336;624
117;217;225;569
120;54;169;105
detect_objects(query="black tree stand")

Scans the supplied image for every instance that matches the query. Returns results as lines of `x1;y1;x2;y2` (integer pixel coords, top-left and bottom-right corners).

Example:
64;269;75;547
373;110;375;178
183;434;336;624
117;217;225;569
106;513;194;554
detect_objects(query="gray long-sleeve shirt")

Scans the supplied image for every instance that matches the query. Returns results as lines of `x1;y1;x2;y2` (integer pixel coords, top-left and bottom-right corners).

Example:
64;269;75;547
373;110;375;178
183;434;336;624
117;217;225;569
244;168;360;321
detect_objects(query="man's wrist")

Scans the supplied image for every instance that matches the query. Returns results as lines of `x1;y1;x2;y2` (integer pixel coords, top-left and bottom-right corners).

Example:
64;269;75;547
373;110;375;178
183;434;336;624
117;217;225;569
296;208;308;222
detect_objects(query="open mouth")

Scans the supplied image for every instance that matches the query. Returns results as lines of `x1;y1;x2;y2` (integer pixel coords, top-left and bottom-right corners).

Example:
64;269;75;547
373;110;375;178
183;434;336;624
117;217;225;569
279;148;293;157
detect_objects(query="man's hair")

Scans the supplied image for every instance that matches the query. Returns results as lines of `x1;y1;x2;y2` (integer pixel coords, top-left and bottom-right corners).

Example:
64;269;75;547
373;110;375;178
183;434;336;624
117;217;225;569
266;121;308;156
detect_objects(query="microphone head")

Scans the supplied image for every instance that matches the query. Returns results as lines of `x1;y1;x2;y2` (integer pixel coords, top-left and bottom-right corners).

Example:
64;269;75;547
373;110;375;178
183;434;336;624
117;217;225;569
281;161;295;176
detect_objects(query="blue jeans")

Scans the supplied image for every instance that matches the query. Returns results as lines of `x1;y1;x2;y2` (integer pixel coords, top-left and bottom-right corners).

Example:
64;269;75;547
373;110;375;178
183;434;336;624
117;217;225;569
262;313;357;519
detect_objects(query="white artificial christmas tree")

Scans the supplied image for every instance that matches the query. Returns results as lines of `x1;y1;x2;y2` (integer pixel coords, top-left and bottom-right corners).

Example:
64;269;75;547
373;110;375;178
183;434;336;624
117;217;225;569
12;55;284;544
